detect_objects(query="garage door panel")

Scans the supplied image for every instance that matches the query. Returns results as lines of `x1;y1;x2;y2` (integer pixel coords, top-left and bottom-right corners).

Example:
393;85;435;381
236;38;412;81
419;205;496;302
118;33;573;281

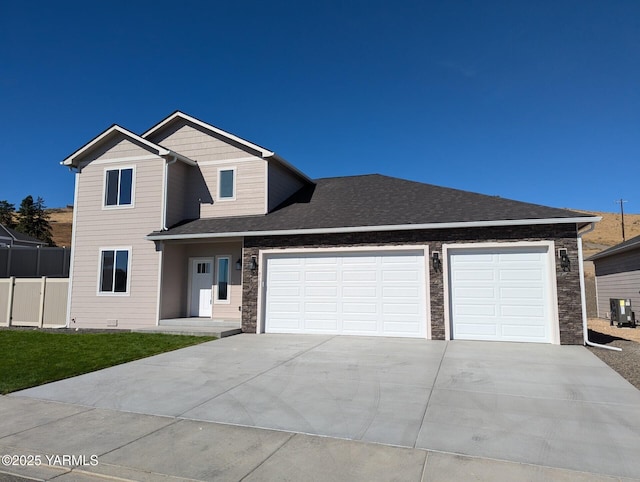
304;301;338;313
454;287;496;299
455;305;497;316
269;302;301;313
382;270;419;282
265;250;427;337
382;286;420;298
453;269;495;281
342;286;377;298
305;271;338;282
456;323;497;336
305;318;339;330
383;302;420;315
269;286;301;296
268;318;302;330
305;286;338;297
342;302;377;314
500;287;543;300
450;247;552;343
499;268;544;281
342;270;378;282
501;324;546;338
270;271;301;282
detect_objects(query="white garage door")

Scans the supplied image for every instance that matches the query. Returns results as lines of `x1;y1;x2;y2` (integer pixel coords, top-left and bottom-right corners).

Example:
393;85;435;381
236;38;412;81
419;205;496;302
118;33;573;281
264;250;427;338
449;246;553;343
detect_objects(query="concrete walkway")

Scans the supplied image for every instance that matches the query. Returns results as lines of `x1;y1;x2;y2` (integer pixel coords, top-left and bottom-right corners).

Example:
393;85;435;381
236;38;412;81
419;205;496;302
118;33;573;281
3;335;640;481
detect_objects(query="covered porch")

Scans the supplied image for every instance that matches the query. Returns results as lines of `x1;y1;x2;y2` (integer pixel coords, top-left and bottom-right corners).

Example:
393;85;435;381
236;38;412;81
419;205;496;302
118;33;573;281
157;237;244;331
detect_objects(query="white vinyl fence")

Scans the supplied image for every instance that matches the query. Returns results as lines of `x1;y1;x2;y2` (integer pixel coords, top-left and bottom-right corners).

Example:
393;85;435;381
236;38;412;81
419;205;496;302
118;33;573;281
0;277;68;327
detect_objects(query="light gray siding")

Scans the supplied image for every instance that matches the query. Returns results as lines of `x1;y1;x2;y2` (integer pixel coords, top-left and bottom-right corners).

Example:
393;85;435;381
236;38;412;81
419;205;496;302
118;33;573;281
78;136;158;165
69;136;164;329
166;161;201;227
150;120;268;218
594;250;640;276
148;121;253;162
268;161;306;211
595;270;640;319
160;243;187;319
197;161;266;218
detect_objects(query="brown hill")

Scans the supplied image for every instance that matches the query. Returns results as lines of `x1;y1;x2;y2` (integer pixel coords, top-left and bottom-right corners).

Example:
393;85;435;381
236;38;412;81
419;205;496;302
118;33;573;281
578;210;640;259
47;207;73;247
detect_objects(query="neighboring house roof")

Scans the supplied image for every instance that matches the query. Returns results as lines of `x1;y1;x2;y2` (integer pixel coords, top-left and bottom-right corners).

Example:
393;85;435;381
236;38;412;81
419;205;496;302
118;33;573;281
61;124;197;167
0;224;45;245
148;174;599;240
142;111;312;184
586;234;640;262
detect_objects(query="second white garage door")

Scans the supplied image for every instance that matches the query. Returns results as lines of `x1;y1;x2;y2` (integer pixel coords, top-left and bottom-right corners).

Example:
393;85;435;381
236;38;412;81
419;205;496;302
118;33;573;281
264;250;427;338
448;246;555;343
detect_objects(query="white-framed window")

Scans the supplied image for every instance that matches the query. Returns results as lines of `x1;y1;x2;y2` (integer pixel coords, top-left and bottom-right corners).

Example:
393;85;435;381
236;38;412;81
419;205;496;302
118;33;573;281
104;167;135;208
98;247;131;295
215;255;231;303
217;167;236;201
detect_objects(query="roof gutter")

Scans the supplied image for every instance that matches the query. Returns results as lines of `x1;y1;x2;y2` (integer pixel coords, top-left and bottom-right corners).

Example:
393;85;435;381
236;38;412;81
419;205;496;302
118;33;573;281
577;222;621;352
146;216;601;241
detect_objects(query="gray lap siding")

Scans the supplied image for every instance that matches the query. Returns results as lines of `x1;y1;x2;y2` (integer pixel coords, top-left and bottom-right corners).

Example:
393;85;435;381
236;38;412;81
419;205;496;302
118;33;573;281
241;224;583;344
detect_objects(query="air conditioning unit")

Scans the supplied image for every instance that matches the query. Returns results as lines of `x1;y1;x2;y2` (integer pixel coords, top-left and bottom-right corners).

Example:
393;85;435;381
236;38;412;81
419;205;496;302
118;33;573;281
609;298;636;328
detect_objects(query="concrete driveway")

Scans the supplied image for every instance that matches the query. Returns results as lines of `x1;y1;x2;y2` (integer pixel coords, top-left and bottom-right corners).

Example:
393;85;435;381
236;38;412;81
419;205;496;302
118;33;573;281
12;334;640;479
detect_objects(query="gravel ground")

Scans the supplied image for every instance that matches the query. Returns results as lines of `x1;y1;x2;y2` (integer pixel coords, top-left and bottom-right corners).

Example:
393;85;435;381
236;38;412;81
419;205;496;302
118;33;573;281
587;318;640;390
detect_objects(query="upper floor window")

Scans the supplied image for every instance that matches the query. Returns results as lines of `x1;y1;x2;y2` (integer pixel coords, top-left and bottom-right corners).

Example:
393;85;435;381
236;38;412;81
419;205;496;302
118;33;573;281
218;168;236;201
105;167;134;207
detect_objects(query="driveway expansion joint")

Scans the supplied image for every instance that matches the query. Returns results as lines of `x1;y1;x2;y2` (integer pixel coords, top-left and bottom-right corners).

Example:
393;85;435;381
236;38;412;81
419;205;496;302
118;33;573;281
414;340;448;449
174;335;338;418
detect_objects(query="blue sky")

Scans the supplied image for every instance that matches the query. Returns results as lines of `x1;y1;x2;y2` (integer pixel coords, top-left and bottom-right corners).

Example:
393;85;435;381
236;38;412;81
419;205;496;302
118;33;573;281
1;1;638;213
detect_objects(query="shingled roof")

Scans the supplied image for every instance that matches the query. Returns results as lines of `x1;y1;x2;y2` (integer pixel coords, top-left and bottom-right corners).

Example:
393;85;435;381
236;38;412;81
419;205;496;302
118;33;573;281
0;224;45;245
586;234;640;262
149;174;596;239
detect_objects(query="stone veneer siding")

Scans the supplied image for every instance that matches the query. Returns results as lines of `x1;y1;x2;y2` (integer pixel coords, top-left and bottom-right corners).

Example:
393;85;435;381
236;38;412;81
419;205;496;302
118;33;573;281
241;224;583;344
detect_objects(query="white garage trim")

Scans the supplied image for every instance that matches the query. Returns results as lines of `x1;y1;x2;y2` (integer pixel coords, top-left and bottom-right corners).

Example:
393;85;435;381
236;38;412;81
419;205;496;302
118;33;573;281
256;245;430;338
443;241;560;344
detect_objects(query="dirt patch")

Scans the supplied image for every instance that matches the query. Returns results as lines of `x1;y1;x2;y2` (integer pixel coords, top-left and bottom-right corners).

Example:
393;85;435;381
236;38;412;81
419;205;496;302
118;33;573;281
588;317;640;343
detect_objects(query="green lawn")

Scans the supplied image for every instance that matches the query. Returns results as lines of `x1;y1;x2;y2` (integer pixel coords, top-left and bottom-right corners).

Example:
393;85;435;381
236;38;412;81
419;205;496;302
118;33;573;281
0;330;216;394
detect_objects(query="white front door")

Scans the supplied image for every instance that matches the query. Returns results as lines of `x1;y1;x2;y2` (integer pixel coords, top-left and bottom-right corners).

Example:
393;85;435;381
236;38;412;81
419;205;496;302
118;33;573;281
190;258;213;317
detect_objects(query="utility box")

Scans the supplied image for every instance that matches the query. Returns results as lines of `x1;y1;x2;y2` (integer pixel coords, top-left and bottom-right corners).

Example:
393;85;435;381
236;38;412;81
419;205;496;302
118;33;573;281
609;298;636;327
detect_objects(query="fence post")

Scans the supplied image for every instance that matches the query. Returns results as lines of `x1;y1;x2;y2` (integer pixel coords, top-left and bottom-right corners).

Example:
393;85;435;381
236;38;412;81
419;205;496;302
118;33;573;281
38;277;47;328
6;276;15;327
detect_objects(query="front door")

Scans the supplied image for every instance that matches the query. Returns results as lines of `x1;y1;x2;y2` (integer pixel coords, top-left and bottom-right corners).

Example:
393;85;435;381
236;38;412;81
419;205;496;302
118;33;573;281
190;258;213;317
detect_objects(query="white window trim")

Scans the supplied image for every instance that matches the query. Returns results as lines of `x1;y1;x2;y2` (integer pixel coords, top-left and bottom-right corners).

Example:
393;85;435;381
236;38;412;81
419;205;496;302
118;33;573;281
214;255;232;304
102;165;136;210
217;167;237;202
97;246;132;296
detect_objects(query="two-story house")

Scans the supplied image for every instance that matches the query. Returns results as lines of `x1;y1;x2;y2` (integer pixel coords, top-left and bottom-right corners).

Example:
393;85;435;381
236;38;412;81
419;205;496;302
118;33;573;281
62;111;599;344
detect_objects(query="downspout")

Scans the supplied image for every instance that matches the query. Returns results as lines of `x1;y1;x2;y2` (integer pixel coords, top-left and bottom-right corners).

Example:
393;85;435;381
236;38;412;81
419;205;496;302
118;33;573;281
163;156;178;231
578;223;621;351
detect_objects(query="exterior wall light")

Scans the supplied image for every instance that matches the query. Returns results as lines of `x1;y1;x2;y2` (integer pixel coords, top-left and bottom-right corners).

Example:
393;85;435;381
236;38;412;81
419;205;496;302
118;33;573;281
432;251;441;273
235;258;242;270
250;255;258;271
558;248;570;272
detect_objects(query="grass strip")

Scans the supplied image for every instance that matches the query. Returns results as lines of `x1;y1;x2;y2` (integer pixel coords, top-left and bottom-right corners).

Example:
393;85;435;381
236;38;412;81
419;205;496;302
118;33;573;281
0;330;215;394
